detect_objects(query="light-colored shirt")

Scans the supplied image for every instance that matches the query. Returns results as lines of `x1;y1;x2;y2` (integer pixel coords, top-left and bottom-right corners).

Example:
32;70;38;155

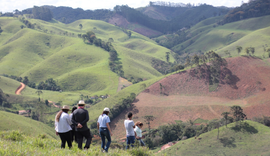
134;126;142;137
97;114;110;127
55;112;72;133
124;120;135;136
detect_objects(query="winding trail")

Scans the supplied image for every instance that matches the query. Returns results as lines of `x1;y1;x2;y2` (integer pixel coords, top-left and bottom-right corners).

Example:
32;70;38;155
208;105;219;117
15;82;59;108
48;100;60;108
15;82;26;95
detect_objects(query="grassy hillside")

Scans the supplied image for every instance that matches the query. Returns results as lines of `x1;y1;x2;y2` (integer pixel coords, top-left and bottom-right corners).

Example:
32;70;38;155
172;15;270;57
0;17;172;96
0;111;57;139
0;130;152;156
158;120;270;155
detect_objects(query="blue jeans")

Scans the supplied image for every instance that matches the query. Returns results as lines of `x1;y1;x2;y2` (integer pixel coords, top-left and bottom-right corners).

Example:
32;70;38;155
137;139;145;146
126;136;135;149
99;128;111;152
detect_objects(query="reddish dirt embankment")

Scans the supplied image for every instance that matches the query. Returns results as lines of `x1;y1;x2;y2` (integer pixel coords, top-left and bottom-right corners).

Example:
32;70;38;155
15;82;26;95
110;56;270;138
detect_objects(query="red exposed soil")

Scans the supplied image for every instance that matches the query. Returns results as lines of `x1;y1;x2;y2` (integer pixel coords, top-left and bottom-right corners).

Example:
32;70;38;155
15;82;25;95
110;57;270;138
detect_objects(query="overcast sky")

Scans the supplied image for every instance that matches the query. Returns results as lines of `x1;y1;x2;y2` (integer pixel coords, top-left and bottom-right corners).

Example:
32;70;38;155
1;0;248;13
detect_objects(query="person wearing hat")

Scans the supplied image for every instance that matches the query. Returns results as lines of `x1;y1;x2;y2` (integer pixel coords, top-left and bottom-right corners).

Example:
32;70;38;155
71;100;92;150
55;105;72;149
97;107;112;153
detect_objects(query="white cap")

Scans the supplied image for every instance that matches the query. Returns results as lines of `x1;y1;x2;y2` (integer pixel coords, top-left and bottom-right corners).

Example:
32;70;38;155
77;100;86;105
104;107;110;112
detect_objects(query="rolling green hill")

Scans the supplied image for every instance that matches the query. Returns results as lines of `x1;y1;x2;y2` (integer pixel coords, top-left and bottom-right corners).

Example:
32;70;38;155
170;15;270;57
0;111;57;139
158;120;270;155
0;17;172;97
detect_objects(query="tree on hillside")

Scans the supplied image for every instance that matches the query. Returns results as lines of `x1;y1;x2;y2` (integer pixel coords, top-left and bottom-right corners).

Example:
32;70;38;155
224;50;231;57
35;90;43;102
165;52;170;63
79;24;83;30
20;25;25;29
221;112;230;128
236;46;242;56
185;57;191;68
250;47;255;55
230;105;246;125
144;115;155;137
245;47;250;56
0;27;3;35
192;54;200;66
159;83;163;95
128;31;132;38
22;76;29;85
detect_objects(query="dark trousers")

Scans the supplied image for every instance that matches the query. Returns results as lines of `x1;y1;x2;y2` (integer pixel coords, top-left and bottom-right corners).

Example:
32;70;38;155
58;131;72;149
126;136;135;149
71;129;77;143
100;127;111;152
76;129;92;149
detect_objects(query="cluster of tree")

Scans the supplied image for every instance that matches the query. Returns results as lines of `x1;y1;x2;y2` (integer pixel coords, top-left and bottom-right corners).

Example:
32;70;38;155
151;57;184;75
155;30;189;49
32;6;53;21
185;51;231;85
2;74;61;91
81;31;124;77
23;6;113;24
144;105;247;149
36;78;61;91
149;1;187;7
221;0;270;24
19;17;35;29
90;93;136;129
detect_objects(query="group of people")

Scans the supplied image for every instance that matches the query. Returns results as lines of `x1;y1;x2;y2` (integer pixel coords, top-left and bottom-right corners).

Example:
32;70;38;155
54;100;145;153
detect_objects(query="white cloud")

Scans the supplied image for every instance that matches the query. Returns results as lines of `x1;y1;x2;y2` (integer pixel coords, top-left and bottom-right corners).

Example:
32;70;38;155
0;0;249;13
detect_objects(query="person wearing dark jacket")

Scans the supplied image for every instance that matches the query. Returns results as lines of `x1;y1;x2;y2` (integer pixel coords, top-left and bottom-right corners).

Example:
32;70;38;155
71;100;92;150
69;106;77;143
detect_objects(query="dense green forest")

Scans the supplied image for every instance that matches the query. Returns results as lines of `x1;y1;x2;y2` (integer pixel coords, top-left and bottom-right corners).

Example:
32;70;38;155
115;4;229;33
221;0;270;24
22;6;113;24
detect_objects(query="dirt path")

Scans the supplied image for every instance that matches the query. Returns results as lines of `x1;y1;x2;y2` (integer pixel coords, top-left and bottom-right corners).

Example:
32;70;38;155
48;100;60;108
15;82;26;95
208;105;220;117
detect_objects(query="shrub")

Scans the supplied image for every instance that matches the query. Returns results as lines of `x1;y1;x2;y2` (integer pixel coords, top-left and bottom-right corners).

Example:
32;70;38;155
127;147;151;156
2;130;24;141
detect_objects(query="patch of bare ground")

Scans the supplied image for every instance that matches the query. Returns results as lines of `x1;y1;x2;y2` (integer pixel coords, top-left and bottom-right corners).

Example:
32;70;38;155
117;77;132;92
111;57;270;138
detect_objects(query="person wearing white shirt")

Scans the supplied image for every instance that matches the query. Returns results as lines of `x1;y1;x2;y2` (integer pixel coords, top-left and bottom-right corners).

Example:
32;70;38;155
55;105;72;149
97;107;112;153
134;121;145;146
124;112;135;149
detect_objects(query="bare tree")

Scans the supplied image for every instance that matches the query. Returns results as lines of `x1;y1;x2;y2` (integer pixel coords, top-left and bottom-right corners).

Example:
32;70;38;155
143;115;155;137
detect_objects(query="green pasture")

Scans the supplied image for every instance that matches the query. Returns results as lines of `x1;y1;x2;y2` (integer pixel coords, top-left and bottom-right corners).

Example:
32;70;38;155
171;15;270;56
158;120;270;156
0;111;56;139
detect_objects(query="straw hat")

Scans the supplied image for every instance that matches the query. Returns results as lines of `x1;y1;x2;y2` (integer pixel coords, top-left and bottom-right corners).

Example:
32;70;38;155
77;100;86;106
104;107;110;112
61;105;70;110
